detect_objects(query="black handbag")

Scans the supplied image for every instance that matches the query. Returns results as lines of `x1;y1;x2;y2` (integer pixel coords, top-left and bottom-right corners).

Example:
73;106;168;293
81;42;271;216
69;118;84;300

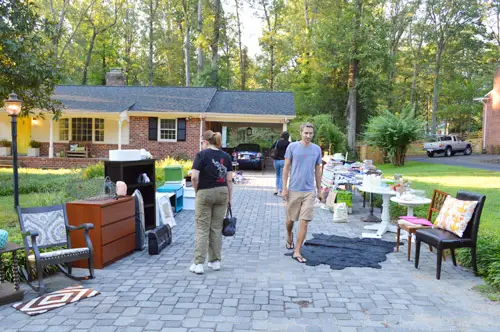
270;141;279;159
222;204;237;237
148;224;172;255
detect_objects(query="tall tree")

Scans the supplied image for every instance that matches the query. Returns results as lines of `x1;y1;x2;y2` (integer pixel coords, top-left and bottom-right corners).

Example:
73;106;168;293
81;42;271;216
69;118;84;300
0;0;61;115
211;0;222;85
182;0;192;86
234;0;245;89
427;0;482;134
196;0;204;75
81;0;119;85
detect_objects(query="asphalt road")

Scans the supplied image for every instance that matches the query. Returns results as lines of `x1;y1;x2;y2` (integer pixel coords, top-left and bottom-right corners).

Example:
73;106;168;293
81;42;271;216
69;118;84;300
407;154;500;172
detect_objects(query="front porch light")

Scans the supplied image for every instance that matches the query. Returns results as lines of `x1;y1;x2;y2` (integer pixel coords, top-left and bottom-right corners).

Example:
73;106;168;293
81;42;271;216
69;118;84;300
246;127;253;136
3;91;23;116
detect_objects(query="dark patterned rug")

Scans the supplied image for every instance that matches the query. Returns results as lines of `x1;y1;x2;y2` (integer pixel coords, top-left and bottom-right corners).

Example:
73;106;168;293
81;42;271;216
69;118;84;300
285;233;400;270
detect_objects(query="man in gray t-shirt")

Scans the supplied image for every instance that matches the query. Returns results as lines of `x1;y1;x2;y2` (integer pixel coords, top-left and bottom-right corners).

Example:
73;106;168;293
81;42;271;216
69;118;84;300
282;122;323;264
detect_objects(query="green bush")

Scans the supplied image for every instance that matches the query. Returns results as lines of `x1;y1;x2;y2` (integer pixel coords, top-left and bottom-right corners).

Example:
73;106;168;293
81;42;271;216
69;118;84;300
0;139;11;148
288;114;347;153
29;140;42;148
82;162;104;179
156;157;193;184
363;108;424;166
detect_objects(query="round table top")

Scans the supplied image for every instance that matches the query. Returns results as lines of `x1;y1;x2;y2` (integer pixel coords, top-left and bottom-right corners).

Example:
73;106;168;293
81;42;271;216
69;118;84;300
0;242;23;254
357;186;396;196
390;196;432;206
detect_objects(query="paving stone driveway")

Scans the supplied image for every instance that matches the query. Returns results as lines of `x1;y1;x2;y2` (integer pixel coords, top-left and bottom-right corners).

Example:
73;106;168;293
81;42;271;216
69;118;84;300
1;171;499;332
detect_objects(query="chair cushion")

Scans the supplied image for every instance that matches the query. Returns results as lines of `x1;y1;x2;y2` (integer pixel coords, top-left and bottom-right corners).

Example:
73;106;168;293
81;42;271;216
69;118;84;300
434;196;478;237
415;228;473;248
28;247;90;262
399;216;433;227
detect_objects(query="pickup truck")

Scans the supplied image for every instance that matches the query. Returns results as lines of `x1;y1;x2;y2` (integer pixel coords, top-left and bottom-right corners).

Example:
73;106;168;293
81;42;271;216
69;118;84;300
423;135;473;157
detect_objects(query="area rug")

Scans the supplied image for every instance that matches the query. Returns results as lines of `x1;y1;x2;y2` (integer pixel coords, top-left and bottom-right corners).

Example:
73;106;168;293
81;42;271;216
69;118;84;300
285;233;400;270
12;285;100;316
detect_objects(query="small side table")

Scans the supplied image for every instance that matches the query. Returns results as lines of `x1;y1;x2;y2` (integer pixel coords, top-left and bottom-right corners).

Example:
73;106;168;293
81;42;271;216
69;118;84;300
0;242;24;305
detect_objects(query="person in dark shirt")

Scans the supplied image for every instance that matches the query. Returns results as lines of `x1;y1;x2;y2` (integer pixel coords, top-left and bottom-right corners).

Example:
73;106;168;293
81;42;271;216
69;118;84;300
271;131;290;195
190;130;233;274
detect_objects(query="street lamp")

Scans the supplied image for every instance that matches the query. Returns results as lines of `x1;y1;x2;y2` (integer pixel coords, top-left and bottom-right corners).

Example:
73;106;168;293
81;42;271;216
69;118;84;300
3;92;23;209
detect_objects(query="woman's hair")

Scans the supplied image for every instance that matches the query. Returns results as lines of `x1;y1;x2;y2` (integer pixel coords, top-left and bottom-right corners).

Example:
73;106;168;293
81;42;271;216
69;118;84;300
280;131;290;140
203;130;222;147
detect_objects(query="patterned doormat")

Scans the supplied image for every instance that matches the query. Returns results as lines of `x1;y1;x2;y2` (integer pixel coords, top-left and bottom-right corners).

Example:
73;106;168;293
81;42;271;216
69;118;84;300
12;285;100;316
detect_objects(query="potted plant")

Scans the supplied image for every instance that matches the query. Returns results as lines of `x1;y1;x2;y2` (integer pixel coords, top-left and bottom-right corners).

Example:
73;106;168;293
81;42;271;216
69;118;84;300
0;139;11;156
28;140;41;157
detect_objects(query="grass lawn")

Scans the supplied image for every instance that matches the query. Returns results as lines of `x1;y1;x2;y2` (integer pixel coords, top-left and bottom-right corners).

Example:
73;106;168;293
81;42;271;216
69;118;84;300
378;161;500;298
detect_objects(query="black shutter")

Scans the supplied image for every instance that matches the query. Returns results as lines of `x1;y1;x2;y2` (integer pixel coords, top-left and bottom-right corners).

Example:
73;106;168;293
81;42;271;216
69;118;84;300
177;118;186;141
149;117;158;141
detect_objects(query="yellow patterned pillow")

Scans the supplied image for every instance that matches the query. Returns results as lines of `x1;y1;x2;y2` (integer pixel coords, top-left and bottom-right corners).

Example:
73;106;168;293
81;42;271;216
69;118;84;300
434;196;478;237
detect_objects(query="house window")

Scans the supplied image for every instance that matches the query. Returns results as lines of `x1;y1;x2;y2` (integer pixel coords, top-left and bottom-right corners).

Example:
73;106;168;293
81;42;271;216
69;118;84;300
59;119;69;141
94;118;105;142
71;118;92;141
159;119;177;141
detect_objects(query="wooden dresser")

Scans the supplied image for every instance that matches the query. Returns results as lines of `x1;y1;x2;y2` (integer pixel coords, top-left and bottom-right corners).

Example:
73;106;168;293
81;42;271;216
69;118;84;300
66;196;135;269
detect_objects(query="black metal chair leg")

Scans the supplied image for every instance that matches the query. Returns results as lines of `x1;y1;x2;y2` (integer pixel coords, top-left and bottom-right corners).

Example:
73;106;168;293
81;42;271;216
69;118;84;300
471;247;478;274
67;262;72;275
450;249;457;266
415;239;421;268
37;264;46;295
436;248;443;280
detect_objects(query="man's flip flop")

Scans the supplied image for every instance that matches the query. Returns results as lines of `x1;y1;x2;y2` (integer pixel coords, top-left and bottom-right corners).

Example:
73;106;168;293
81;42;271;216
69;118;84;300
286;232;294;250
292;255;307;263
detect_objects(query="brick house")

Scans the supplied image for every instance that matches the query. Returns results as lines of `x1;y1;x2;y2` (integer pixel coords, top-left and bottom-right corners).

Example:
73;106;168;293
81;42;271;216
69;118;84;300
0;73;295;166
475;89;499;154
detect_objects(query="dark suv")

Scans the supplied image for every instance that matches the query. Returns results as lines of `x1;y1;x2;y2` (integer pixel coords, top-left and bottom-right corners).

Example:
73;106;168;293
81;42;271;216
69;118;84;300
232;144;265;170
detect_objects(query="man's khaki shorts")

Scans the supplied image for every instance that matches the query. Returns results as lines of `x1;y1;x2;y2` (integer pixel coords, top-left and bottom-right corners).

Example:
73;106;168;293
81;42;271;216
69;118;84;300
286;190;315;221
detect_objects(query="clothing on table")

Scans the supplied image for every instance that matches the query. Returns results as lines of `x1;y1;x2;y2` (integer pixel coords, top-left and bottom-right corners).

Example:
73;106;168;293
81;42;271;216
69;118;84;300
274;159;285;191
192;149;233;190
271;139;290;160
284;142;322;192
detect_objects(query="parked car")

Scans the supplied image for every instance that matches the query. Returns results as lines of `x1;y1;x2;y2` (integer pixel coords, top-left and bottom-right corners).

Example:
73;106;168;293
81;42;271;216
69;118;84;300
232;143;265;170
423;135;473;157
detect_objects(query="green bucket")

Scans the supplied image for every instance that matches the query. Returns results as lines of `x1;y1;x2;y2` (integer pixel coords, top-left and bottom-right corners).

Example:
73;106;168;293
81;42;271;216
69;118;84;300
164;165;183;182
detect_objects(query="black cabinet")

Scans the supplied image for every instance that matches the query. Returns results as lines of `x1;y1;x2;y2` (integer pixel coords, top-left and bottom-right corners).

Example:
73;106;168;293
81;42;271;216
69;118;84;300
105;159;156;230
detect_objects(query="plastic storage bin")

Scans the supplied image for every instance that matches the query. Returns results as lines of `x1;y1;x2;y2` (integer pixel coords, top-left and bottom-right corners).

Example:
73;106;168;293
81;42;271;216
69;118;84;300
164;166;183;183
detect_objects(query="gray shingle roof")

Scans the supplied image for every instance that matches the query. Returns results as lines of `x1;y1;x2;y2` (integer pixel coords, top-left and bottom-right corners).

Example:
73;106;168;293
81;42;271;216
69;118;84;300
205;91;295;116
54;86;295;116
55;86;217;113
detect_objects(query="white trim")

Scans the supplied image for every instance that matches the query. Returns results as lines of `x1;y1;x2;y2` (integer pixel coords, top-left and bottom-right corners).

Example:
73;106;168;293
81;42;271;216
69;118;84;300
158;118;178;142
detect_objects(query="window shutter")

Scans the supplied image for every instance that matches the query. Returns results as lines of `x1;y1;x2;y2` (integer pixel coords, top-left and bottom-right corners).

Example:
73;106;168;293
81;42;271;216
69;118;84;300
149;117;158;141
177;118;186;141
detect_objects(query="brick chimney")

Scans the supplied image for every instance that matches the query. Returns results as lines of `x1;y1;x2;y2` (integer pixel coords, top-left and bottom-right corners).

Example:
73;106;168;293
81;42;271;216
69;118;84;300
105;68;125;86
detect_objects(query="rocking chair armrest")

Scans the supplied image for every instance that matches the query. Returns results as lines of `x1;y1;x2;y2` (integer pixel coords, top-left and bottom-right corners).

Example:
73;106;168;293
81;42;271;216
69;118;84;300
22;230;42;260
67;223;94;231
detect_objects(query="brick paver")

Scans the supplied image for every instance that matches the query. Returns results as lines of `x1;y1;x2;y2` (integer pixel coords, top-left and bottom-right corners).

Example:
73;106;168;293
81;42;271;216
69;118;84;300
1;170;498;331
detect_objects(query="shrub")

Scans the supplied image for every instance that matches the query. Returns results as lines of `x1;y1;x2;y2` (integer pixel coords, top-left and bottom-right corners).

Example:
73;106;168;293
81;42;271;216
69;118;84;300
29;140;42;148
289;114;347;153
0;139;12;147
82;162;104;179
156;157;193;184
363;108;424;166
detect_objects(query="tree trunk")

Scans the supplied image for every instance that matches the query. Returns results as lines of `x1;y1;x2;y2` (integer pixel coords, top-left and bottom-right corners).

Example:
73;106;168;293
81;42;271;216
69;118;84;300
261;1;274;90
211;0;222;85
184;24;191;86
347;59;359;154
304;0;310;31
410;62;419;108
197;0;203;74
241;47;248;90
148;0;156;86
431;49;442;134
82;31;97;85
235;0;244;89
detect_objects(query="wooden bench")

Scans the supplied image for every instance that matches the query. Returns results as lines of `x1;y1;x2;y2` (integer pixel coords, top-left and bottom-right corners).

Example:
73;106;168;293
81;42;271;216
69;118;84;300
65;150;89;158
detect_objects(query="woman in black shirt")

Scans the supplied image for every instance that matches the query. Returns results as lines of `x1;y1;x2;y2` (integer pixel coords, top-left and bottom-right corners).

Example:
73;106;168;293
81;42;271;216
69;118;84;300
190;130;233;274
271;131;290;195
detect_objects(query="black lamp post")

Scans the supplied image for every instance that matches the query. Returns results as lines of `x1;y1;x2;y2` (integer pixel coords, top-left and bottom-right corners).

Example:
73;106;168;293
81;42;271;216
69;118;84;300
3;92;23;209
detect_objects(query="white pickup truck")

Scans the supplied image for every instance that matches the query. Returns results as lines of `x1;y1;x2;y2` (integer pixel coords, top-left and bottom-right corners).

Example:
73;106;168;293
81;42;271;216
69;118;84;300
423;135;473;157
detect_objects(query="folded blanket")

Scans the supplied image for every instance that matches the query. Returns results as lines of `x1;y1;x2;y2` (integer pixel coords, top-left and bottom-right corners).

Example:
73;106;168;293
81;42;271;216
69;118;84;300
399;216;433;227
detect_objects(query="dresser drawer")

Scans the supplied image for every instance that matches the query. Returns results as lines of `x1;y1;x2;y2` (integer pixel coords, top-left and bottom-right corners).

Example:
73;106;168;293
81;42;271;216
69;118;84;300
101;200;134;226
102;233;135;266
101;216;135;245
174;187;183;198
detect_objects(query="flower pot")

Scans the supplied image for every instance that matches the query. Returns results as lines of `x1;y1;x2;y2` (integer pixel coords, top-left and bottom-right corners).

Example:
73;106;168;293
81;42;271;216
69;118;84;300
27;147;40;157
0;147;11;156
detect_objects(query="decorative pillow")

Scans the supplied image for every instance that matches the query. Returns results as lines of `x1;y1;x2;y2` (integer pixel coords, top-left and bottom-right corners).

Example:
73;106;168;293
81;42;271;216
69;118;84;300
434;196;478;237
70;144;78;151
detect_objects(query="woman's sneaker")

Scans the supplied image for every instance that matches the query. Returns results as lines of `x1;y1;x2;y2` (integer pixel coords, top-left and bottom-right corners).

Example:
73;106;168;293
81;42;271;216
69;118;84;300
208;261;221;271
189;263;204;274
